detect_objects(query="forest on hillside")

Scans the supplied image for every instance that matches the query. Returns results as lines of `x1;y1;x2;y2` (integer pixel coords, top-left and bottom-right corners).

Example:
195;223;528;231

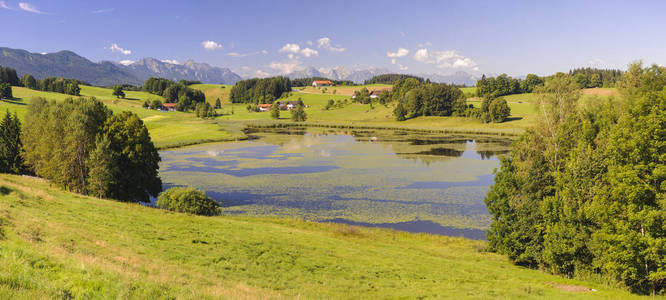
485;63;665;295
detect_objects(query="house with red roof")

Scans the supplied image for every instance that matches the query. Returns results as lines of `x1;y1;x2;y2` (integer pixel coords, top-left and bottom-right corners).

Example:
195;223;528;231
312;80;333;87
162;103;178;112
369;87;392;99
257;104;272;112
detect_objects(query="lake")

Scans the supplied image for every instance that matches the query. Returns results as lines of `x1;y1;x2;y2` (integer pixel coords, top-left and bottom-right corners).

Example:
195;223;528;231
158;127;512;240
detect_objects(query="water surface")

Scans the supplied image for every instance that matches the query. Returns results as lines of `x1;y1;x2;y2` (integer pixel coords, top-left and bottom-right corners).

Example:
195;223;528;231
159;127;511;239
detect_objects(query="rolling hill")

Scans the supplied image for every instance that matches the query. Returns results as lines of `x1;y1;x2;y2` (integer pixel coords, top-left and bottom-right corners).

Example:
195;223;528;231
0;174;647;299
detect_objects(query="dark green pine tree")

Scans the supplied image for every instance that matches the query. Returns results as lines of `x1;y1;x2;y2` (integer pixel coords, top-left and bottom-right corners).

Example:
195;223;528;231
0;110;23;174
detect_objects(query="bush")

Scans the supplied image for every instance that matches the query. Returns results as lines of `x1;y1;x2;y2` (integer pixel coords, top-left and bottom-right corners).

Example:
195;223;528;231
157;187;219;216
291;104;307;122
150;99;163;109
0;83;12;99
488;98;511;123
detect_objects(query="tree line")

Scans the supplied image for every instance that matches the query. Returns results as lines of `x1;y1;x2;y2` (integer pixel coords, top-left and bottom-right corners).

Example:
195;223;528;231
0;64;83;96
16;97;162;202
229;76;291;104
477;68;624;98
0;65;20;86
364;74;424;85
392;79;468;121
291;77;355;87
143;77;205;111
476;73;544;98
569;67;623;88
484;63;665;295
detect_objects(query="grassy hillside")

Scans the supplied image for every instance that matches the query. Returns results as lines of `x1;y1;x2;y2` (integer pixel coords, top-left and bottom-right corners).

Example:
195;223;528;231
0;174;649;299
0;86;236;149
189;84;232;104
216;91;535;134
0;85;621;147
295;84;392;96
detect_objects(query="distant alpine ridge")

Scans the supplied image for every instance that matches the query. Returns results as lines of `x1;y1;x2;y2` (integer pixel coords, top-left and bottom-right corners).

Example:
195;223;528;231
0;47;242;86
285;66;478;86
0;47;478;86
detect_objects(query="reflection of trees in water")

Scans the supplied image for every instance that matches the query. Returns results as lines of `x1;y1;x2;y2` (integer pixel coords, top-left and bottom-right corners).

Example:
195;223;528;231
476;150;509;160
409;138;472;145
397;155;454;166
410;147;464;157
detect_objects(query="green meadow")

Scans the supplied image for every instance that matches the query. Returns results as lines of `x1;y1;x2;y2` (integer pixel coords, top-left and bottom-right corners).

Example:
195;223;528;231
0;85;620;149
0;174;649;299
0;86;236;149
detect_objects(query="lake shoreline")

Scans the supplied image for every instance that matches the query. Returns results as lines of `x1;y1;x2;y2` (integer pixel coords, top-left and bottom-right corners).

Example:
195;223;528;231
157;120;522;151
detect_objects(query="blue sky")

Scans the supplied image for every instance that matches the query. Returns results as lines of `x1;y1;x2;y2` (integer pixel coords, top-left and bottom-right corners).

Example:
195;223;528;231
2;0;666;77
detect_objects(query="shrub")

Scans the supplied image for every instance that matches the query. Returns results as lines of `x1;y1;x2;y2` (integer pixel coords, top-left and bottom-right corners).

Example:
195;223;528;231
488;98;511;123
150;99;163;109
157;187;219;216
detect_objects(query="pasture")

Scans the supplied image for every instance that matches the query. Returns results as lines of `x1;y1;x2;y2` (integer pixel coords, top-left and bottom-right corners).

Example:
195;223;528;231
0;174;648;299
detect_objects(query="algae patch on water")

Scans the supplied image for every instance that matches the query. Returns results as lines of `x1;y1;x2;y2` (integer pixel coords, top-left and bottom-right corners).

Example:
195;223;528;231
158;128;511;238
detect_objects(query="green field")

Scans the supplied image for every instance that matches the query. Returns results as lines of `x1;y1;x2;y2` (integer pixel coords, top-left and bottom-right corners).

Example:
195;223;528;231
295;84;393;96
0;85;620;148
0;86;236;149
189;84;232;104
216;90;535;135
0;174;649;299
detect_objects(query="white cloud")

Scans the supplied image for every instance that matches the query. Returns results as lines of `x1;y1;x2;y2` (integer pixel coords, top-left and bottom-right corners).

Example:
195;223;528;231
306;40;313;46
201;40;223;51
417;42;432;47
109;43;132;55
161;59;179;64
92;8;114;14
40;52;47;55
255;69;270;78
412;48;479;71
118;60;135;66
387;48;409;58
300;47;319;58
398;64;408;71
279;43;300;53
227;52;246;57
413;48;429;62
317;37;346;52
391;59;396;64
0;1;12;9
269;60;303;74
18;2;47;14
588;58;604;67
228;50;269;58
287;53;295;59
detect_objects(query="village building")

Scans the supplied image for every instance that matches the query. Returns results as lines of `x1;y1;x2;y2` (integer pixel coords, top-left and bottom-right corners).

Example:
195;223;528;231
162;103;178;112
275;100;300;110
257;104;272;112
369;87;392;99
312;80;333;87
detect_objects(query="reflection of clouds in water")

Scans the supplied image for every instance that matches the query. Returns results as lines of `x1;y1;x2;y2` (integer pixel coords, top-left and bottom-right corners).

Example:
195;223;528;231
282;135;334;158
283;135;320;151
317;150;331;157
207;150;225;157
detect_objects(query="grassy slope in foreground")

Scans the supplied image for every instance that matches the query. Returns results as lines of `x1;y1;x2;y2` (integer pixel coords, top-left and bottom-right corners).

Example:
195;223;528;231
0;175;648;299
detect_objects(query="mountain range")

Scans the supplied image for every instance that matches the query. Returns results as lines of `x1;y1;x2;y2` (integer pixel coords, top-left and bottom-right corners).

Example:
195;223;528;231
0;47;478;86
0;47;242;86
284;66;478;86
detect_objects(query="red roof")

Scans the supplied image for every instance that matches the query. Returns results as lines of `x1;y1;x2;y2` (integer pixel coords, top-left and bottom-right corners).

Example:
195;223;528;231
257;104;272;108
163;103;177;107
370;87;392;95
313;80;333;84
